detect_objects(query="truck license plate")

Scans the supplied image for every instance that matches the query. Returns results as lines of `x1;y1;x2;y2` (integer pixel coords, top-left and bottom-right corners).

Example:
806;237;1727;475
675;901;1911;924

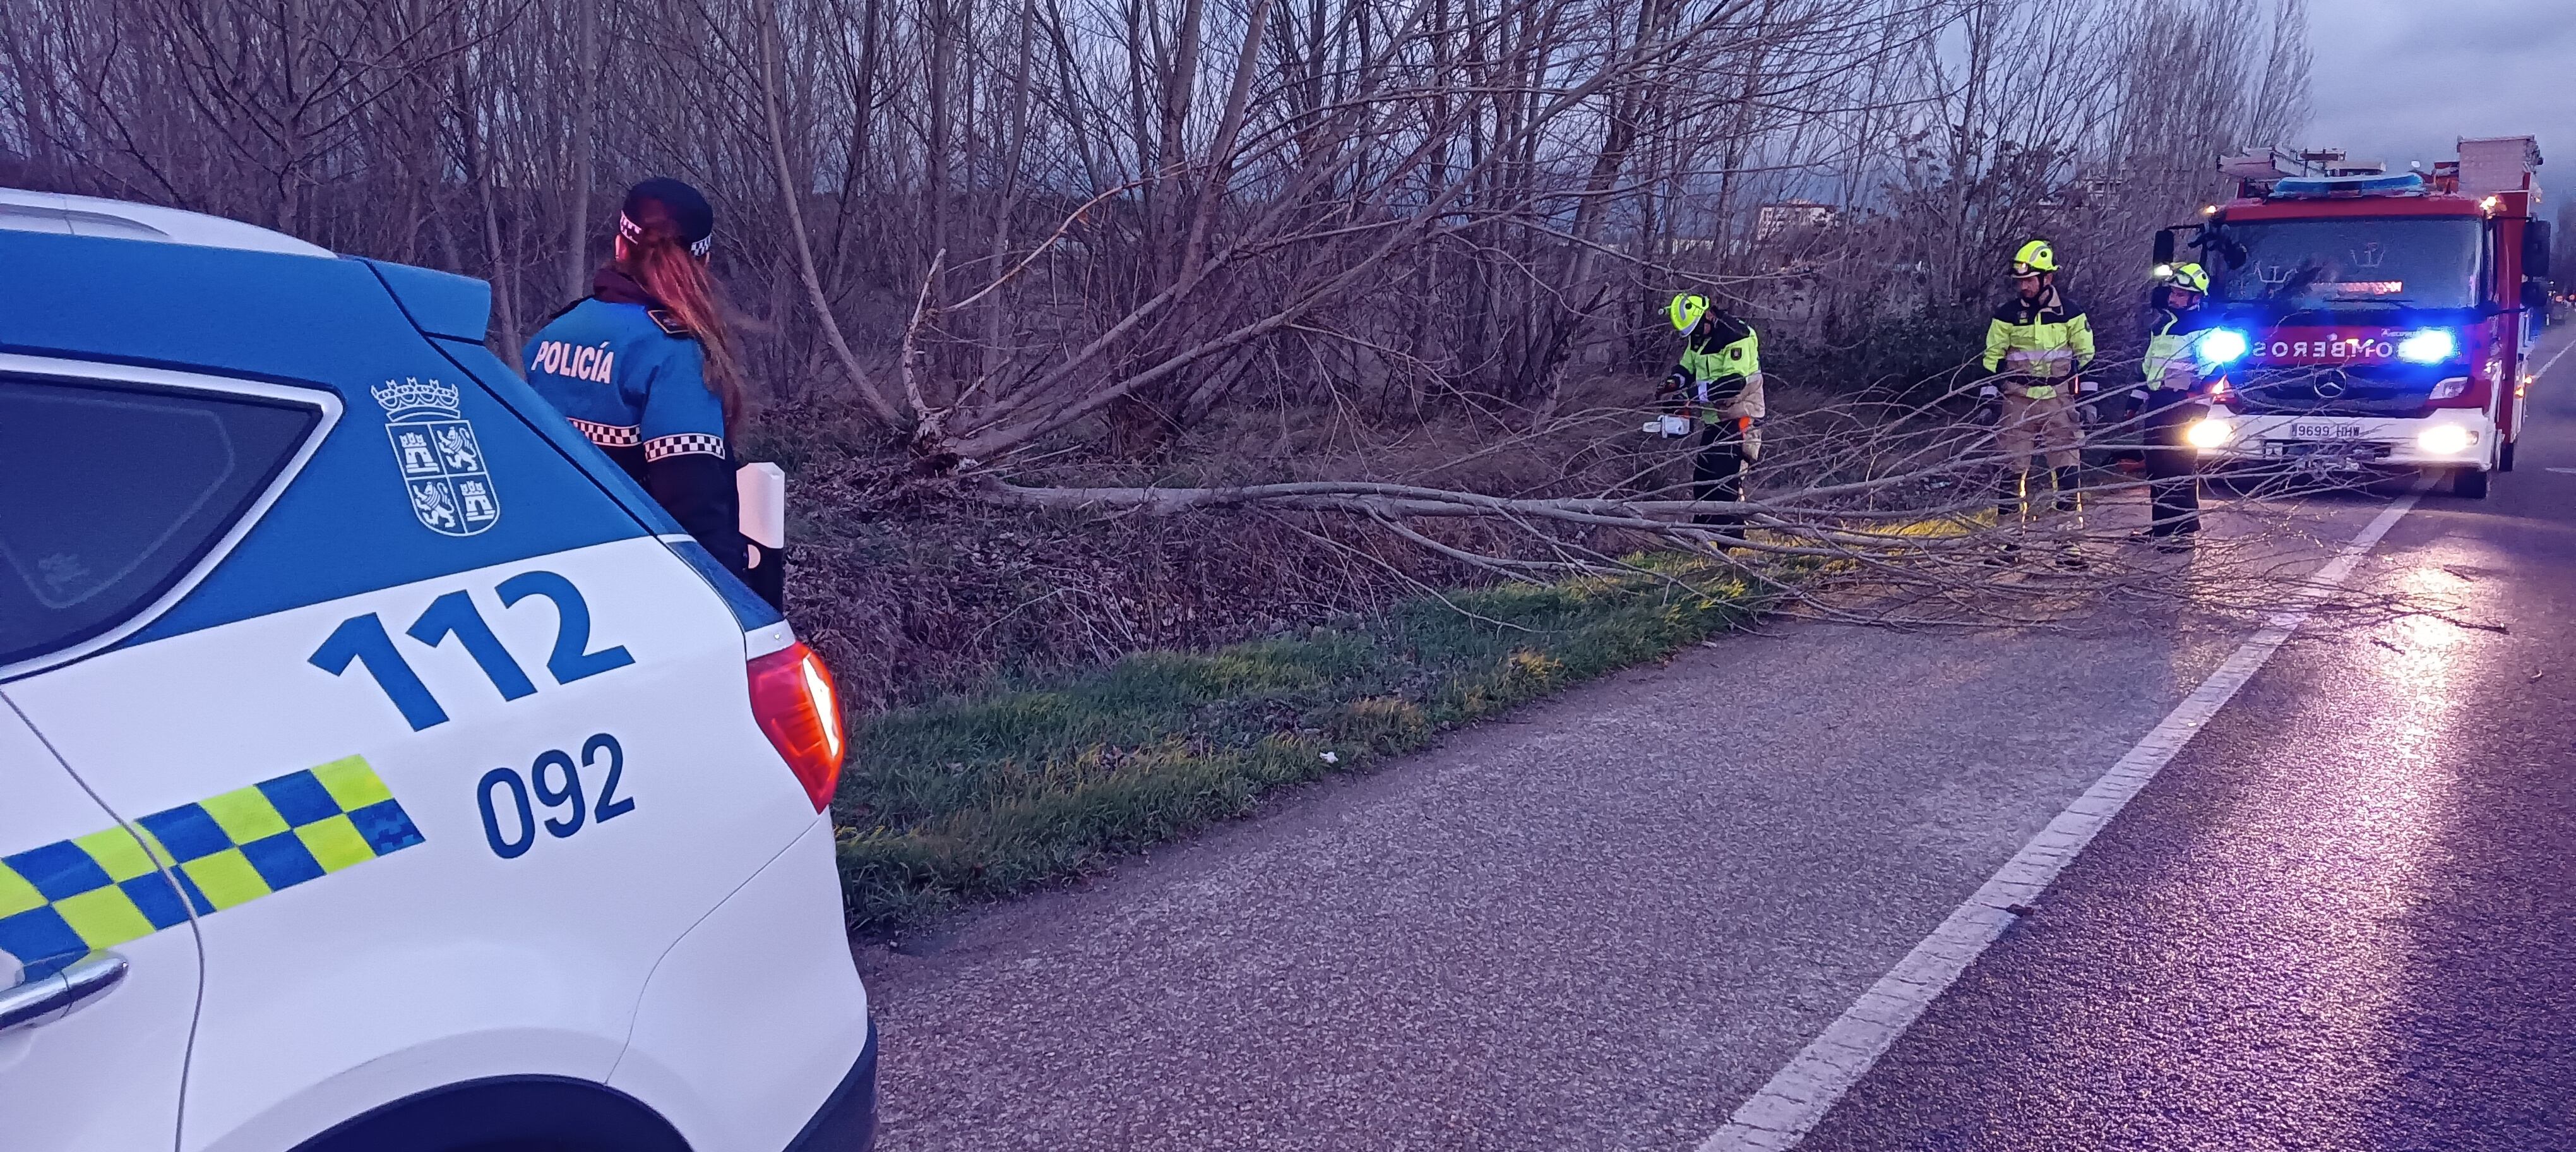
2288;422;2361;440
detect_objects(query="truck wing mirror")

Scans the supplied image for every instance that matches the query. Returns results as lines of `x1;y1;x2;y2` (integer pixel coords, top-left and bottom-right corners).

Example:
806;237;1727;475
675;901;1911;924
2152;229;2177;266
2526;220;2553;280
2523;280;2551;313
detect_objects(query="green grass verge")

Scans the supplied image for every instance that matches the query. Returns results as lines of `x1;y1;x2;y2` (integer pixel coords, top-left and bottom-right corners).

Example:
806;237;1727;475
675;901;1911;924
830;553;1779;932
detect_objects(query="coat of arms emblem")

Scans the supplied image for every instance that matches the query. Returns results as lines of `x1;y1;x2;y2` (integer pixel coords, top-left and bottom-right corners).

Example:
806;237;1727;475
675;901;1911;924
374;378;501;537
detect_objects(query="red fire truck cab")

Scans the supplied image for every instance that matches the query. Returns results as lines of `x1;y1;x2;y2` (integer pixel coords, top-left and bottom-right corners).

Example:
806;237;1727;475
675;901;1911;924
2159;140;2552;499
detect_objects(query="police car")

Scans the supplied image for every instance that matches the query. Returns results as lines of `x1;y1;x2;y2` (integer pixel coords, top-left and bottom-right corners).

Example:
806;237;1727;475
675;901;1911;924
0;189;877;1151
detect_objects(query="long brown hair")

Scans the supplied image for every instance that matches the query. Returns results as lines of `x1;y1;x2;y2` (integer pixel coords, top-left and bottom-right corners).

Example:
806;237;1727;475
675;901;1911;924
617;198;744;426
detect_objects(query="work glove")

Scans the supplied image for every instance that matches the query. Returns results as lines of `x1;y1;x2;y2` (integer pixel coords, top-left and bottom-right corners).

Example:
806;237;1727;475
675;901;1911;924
1658;370;1689;412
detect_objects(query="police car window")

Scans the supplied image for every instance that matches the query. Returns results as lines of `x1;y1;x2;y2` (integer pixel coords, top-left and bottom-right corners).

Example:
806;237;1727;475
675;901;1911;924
1;376;321;668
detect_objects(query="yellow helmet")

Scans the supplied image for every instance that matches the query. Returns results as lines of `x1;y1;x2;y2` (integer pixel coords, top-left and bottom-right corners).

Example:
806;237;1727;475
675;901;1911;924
2011;239;2057;276
2164;261;2210;294
1669;293;1710;332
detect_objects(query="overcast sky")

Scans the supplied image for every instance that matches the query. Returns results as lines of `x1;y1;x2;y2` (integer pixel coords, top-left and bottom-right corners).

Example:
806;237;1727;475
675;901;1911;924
2306;0;2576;174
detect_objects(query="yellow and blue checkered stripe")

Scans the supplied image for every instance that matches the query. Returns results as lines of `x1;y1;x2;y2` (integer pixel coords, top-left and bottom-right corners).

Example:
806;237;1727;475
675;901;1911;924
1;756;423;976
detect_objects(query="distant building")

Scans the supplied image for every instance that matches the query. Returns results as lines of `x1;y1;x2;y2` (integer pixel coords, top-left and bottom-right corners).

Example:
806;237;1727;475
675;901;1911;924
1755;200;1839;243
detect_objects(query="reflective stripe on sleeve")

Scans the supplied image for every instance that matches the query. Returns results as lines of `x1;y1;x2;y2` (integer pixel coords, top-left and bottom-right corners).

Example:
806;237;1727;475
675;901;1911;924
643;433;727;462
569;417;642;447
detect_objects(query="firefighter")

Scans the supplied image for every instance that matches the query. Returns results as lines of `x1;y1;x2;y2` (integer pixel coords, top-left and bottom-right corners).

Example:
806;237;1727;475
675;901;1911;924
2132;261;2218;549
522;177;758;590
1980;239;2096;560
1661;293;1764;529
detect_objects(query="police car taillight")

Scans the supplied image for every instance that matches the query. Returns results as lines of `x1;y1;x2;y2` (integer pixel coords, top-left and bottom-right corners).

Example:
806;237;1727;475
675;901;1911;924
748;642;845;810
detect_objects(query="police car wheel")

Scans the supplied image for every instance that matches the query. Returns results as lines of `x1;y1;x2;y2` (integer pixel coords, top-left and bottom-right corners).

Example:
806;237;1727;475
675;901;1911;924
287;1077;690;1152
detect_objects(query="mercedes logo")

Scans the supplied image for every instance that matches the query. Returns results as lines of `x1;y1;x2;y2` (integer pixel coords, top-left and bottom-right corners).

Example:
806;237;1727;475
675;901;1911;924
2313;372;2348;399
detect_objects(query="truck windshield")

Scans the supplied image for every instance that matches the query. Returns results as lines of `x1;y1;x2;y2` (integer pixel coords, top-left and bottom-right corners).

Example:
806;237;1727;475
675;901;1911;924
2205;217;2483;310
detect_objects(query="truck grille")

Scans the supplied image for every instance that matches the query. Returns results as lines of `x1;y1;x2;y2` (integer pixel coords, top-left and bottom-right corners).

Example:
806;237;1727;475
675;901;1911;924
2228;364;2453;417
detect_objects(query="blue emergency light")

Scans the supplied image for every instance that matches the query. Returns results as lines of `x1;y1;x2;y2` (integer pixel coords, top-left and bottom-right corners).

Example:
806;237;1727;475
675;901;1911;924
2269;173;2427;200
2202;328;2251;365
2396;328;2458;363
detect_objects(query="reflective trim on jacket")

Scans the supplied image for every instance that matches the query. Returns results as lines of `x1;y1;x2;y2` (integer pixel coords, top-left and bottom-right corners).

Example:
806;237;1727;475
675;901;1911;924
1673;316;1762;423
1679;331;1760;386
1981;287;2095;398
2141;308;2220;393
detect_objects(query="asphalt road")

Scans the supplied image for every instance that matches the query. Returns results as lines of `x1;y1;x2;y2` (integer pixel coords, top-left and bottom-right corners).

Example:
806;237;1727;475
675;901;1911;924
1798;351;2576;1151
851;345;2572;1150
859;618;2241;1151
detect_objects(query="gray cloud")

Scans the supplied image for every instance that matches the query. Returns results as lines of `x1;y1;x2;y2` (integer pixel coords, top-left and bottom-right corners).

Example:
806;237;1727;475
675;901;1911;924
2304;0;2576;175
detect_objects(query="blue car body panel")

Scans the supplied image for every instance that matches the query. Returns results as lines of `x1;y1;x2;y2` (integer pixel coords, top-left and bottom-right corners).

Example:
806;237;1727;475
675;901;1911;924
0;231;650;647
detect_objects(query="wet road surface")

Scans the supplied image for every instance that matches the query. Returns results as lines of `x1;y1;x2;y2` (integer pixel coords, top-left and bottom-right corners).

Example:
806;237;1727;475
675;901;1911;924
1798;357;2576;1151
859;617;2253;1151
851;344;2575;1151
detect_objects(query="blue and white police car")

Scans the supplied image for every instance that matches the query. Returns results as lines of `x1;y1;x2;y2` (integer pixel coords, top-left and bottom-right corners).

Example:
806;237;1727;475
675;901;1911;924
0;189;877;1151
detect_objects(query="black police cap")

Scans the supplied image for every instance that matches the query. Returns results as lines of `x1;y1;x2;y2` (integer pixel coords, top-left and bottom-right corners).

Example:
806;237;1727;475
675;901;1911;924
620;177;715;256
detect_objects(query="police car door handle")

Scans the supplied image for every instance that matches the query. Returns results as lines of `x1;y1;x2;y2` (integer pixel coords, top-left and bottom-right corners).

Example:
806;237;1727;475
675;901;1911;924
0;951;129;1034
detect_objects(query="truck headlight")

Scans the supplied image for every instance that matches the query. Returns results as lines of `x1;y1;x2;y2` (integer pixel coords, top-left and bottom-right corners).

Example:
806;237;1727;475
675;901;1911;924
2416;424;2475;455
2396;329;2457;364
2185;417;2233;450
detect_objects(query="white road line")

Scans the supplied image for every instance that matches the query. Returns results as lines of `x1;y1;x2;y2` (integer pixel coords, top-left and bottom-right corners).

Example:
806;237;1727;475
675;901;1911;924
2536;337;2576;383
1699;491;2426;1152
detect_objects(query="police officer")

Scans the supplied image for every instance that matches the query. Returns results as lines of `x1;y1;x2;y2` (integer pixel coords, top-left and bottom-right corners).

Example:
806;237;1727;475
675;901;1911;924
2132;261;2218;549
1661;293;1764;529
1980;239;2096;556
523;178;758;592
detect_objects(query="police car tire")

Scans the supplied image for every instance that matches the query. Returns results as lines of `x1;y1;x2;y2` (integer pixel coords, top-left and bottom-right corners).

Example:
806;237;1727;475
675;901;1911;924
286;1076;689;1152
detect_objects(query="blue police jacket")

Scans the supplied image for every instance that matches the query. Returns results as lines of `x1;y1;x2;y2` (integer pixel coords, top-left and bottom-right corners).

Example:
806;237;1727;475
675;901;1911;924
523;268;747;577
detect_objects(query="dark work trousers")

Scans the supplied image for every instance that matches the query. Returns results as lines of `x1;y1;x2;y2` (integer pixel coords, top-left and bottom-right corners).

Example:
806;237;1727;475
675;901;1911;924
2142;393;2207;536
1692;421;1748;527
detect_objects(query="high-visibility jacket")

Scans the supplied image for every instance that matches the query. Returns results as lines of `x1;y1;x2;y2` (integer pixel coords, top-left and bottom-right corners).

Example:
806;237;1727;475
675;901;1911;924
1667;313;1763;424
2140;307;2222;394
1981;287;2095;399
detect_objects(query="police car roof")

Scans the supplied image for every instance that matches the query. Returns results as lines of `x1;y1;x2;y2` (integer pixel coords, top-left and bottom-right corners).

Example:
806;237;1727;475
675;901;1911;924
0;187;333;258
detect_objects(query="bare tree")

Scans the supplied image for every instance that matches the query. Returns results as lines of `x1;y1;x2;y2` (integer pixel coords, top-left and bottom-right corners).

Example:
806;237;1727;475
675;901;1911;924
2;0;2331;630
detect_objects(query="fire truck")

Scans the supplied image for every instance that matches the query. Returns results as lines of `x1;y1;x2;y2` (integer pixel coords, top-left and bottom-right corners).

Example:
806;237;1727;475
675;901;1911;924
2154;138;2551;498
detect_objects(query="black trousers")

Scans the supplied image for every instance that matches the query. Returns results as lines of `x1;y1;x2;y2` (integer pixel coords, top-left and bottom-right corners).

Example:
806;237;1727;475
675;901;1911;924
1691;423;1747;527
2142;394;2206;536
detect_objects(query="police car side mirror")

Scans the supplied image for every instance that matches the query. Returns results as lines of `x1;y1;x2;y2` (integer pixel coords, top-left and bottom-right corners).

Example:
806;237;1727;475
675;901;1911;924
2152;229;2177;266
2526;220;2553;280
